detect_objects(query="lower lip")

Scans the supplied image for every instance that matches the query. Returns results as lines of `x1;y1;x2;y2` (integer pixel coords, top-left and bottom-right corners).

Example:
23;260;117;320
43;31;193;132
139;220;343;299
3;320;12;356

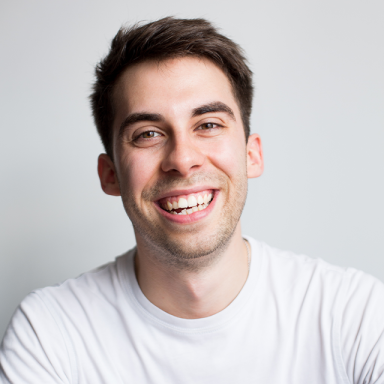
155;191;218;224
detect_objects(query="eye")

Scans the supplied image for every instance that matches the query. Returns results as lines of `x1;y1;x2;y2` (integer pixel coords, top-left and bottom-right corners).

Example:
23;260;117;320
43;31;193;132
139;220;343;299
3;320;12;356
197;122;220;130
135;131;161;140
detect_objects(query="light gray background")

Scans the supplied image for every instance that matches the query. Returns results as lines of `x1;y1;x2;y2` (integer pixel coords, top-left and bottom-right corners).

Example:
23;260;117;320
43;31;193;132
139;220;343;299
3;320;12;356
1;0;383;339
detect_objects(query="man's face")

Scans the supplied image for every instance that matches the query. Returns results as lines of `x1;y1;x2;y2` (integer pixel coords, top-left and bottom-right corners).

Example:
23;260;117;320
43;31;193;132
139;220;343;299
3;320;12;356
100;57;263;265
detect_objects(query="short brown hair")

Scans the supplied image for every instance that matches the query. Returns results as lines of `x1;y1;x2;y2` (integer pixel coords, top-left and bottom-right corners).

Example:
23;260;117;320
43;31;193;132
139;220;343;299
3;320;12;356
90;17;253;158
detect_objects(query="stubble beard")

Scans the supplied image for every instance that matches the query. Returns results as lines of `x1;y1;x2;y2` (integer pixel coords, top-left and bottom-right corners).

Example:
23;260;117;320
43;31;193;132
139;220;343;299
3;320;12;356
120;170;248;271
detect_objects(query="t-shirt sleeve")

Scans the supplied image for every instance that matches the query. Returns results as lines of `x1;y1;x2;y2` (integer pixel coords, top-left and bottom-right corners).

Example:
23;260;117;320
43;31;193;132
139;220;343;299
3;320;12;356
0;291;74;383
340;269;384;384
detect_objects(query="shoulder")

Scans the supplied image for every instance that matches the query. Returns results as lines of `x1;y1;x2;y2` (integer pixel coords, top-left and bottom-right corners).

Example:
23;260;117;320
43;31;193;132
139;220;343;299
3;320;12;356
248;237;351;293
340;268;384;383
21;250;137;337
0;251;134;383
247;236;384;383
31;250;133;313
0;287;75;382
5;254;126;327
258;238;384;298
247;236;384;325
340;266;384;337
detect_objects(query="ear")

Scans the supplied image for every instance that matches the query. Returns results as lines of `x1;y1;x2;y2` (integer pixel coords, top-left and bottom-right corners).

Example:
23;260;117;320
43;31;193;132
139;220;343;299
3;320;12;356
97;154;121;196
246;133;264;179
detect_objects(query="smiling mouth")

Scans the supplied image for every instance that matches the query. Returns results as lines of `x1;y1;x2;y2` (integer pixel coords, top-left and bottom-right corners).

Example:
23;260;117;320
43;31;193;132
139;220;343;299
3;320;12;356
158;190;214;215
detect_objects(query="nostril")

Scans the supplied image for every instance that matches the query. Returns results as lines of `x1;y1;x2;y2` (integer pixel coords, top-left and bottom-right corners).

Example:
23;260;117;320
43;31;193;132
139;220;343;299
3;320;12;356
161;141;205;175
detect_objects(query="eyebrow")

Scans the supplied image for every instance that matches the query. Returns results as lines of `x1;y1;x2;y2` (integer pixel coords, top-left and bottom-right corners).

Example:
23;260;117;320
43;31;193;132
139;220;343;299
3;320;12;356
192;102;236;121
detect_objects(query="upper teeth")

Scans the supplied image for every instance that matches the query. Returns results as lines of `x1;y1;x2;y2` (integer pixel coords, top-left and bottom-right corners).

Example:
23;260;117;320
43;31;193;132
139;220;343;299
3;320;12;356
178;198;188;209
161;192;213;212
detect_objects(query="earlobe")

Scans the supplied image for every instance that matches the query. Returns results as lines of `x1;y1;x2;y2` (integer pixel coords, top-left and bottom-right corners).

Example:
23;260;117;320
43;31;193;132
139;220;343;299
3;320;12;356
247;133;264;179
97;154;121;196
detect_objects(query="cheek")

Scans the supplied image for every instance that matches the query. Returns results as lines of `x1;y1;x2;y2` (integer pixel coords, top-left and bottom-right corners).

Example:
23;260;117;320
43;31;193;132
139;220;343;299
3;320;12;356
118;151;160;197
204;137;246;179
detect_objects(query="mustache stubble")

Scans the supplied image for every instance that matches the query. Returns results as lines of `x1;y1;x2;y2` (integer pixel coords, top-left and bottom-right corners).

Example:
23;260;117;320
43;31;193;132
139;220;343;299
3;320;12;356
141;172;229;202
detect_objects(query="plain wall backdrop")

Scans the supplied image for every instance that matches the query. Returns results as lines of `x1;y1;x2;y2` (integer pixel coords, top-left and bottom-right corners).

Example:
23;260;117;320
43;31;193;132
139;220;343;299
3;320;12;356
1;0;383;339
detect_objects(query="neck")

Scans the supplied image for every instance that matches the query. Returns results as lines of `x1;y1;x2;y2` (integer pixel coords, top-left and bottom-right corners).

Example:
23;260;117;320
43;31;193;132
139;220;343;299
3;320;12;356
134;224;249;319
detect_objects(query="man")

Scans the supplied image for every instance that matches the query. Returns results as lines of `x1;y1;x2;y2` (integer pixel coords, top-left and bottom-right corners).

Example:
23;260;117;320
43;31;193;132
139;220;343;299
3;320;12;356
1;17;384;383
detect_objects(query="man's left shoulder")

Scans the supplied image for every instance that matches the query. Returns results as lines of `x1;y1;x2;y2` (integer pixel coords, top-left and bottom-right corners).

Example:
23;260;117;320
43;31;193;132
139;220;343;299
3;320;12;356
249;236;384;307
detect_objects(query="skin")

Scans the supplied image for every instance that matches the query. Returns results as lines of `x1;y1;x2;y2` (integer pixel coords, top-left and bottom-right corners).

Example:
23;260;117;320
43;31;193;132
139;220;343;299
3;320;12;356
98;57;264;319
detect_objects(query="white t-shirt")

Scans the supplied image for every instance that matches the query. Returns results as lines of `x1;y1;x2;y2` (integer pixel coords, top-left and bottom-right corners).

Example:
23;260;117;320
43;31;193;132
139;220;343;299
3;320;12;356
1;237;384;383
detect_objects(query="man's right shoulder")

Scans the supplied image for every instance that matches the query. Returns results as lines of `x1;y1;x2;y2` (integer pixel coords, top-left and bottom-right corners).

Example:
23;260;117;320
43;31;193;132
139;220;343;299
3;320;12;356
0;250;135;383
28;249;134;318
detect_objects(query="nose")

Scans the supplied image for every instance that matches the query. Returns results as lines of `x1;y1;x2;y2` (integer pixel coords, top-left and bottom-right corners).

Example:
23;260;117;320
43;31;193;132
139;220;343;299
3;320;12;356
161;135;205;177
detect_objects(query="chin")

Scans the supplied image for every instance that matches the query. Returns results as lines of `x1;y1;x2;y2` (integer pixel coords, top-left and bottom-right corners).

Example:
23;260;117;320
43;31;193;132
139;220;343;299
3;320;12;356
134;211;240;271
151;237;232;271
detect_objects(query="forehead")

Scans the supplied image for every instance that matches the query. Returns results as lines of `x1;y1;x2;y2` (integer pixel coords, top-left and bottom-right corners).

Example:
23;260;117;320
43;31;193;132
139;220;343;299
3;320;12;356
112;57;240;120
